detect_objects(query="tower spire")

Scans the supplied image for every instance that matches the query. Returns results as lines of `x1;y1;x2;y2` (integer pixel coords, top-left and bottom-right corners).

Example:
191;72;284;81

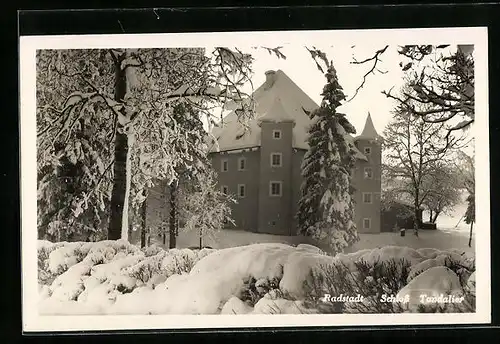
358;112;379;140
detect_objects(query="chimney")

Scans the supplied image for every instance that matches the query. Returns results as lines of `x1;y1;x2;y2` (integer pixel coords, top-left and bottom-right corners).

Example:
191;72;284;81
264;70;276;89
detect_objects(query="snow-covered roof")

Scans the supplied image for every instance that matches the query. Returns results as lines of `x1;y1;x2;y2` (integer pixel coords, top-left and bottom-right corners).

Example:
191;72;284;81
209;70;366;160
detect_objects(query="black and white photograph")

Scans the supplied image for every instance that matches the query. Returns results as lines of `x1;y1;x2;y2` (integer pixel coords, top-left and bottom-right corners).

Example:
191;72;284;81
20;27;490;331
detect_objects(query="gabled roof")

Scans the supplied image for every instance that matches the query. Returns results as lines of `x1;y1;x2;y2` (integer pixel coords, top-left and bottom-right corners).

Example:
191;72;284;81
209;70;366;160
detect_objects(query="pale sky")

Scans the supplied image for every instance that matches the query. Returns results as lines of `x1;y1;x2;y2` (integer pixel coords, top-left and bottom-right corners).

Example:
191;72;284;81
205;43;473;155
208;44;407;136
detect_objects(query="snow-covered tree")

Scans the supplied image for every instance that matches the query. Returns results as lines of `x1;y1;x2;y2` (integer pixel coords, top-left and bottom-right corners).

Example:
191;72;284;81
350;44;474;141
421;163;463;224
457;149;475;247
391;45;474;136
180;169;235;249
383;83;467;236
37;50;115;241
130;100;213;247
297;59;359;254
36;48;254;241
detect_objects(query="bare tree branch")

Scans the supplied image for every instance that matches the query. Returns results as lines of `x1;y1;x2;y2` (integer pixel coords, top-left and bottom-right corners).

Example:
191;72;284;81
347;45;389;101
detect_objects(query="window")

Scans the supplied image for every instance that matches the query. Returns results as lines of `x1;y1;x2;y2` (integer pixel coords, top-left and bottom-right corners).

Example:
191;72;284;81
273;130;282;139
221;185;229;195
270;153;282;167
363;192;372;204
238;184;246;198
364;147;372;155
269;181;282;197
364;167;373;179
221;159;228;172
363;218;371;230
238;157;247;171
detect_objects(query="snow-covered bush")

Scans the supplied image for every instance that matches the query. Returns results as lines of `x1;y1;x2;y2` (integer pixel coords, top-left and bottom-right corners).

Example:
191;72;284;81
141;243;164;257
46;240;143;302
252;298;313;314
279;250;337;298
303;257;411;313
239;276;282;306
443;254;475;287
109;244;296;314
38;239;218;315
38;240;65;285
126;248;201;286
220;296;253;314
38;241;476;315
396;266;473;313
126;251;166;284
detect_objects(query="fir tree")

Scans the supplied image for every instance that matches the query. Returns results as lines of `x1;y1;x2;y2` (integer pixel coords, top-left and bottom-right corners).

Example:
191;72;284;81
297;61;359;254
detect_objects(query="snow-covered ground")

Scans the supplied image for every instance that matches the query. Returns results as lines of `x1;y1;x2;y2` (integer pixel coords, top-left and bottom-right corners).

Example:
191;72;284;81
38;239;475;315
175;226;474;254
171;191;474;254
423;189;470;232
37;192;474;315
175;229;318;250
346;229;473;254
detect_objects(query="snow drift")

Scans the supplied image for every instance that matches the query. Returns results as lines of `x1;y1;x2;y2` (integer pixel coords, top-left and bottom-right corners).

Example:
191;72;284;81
38;240;475;315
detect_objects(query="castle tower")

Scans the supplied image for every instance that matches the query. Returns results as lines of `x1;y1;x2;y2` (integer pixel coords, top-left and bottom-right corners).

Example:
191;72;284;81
353;113;382;233
208;69;369;236
257;73;296;235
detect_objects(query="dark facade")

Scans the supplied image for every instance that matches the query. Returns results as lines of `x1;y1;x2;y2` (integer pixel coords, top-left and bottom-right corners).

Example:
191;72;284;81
132;69;383;240
209;70;383;236
351;137;383;234
210;128;382;235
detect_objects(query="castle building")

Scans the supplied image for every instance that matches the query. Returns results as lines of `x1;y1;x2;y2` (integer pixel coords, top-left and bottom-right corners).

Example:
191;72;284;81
209;70;382;236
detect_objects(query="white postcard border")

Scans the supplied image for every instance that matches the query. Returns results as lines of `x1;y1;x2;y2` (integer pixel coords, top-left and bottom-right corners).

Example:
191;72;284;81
20;27;491;332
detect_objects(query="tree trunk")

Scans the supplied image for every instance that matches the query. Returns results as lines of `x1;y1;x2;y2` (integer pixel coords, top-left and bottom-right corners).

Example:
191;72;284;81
169;180;178;249
432;211;440;224
140;193;147;248
199;227;202;250
468;221;474;247
108;131;129;240
429;210;433;223
413;204;420;237
108;52;129;240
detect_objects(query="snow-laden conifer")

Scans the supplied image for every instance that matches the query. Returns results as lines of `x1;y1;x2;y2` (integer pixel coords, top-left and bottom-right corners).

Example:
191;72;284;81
297;61;359;254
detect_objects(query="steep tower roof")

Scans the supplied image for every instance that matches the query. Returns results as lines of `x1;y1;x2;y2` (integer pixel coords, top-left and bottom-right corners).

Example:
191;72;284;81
355;113;380;141
209;70;366;160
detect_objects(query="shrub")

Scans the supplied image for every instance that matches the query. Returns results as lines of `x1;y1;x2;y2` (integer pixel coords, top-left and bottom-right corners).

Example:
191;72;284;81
239;276;283;306
414;255;476;313
443;255;475;287
126;248;201;285
303;258;412;313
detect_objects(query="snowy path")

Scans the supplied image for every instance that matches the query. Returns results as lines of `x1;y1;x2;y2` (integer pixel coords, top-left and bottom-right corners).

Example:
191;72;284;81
173;227;474;254
175;229;318;250
346;229;474;254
